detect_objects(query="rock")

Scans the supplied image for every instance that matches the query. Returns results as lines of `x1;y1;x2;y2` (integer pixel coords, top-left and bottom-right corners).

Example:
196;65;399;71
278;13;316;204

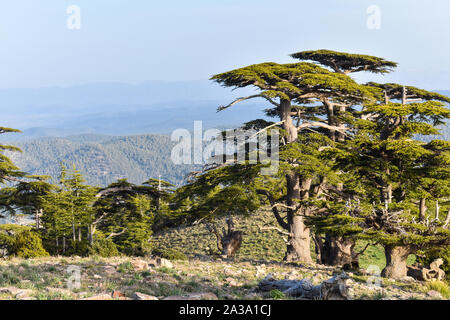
156;258;173;269
0;287;35;299
81;294;113;300
132;292;159;300
132;260;149;271
103;266;116;274
0;287;22;295
15;289;34;299
225;277;239;286
427;290;442;299
163;292;218;300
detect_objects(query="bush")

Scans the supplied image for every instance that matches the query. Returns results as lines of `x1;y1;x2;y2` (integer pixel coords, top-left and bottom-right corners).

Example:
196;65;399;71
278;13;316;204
0;224;49;258
270;289;285;300
152;247;188;260
11;230;49;258
89;238;120;257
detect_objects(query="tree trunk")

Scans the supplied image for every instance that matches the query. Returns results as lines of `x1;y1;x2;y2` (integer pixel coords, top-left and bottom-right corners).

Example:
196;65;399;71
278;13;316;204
419;198;427;221
284;173;312;263
381;245;414;279
321;236;357;269
206;218;243;258
280;99;312;264
88;224;96;246
35;209;40;229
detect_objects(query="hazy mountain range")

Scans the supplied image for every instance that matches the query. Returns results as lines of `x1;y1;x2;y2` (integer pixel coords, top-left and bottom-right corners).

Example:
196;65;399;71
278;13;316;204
1;81;265;140
9;134;197;187
0;82;448;187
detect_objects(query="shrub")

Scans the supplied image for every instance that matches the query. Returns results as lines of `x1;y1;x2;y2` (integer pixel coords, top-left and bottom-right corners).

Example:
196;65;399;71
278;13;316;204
152;247;188;260
89;238;119;257
11;230;49;258
270;289;285;300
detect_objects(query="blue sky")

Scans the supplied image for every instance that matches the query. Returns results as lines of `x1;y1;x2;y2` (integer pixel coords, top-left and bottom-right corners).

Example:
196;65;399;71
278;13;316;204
0;0;449;90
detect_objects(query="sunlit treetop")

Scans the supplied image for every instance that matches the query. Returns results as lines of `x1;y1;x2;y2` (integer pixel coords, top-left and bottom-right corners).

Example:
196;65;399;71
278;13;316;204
290;50;398;74
366;82;450;103
211;62;377;111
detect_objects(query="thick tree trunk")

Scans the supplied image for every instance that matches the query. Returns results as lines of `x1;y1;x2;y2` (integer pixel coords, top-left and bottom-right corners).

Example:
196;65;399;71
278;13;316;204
284;173;312;263
285;212;312;263
279;99;313;264
381;245;414;279
321;236;357;269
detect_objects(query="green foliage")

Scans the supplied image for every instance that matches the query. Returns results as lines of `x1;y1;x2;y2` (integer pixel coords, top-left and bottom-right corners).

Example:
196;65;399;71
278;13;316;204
270;289;285;300
290;49;398;74
12;134;194;187
88;237;120;257
152;247;188;261
0;224;49;258
11;230;49;258
0;126;24;184
425;281;449;298
40;164;98;256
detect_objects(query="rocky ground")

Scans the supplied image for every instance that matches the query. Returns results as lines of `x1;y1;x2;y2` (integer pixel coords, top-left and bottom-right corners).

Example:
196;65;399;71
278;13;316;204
0;255;447;300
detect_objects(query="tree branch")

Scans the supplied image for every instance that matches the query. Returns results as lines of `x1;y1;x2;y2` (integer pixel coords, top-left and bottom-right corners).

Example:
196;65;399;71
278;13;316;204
256;189;289;230
217;94;280;112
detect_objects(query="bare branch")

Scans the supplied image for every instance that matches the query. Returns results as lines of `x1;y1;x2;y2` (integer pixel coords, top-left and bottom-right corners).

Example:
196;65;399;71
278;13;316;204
106;228;127;239
217;94;280;112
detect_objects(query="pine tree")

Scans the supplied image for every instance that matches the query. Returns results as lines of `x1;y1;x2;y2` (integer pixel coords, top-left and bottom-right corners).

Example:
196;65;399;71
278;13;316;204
92;178;171;255
41;164;97;255
311;84;450;278
183;50;391;263
0;175;55;228
0;127;24;184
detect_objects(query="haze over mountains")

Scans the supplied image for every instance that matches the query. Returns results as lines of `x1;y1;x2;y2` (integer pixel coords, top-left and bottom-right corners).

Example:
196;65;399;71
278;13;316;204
1;81;264;140
1;82;448;187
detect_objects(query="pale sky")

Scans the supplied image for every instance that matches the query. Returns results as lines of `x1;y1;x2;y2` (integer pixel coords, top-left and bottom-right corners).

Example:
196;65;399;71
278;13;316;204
0;0;449;90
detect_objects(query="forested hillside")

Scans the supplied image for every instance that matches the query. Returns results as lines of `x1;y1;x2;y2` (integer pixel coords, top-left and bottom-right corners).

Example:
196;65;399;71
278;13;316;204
8;134;195;187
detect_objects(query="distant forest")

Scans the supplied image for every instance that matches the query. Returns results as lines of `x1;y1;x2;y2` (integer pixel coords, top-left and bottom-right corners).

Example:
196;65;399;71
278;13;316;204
8;134;196;187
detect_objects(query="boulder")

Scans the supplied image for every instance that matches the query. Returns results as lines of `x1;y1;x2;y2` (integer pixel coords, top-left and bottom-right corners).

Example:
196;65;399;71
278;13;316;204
156;258;173;269
132;260;149;271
